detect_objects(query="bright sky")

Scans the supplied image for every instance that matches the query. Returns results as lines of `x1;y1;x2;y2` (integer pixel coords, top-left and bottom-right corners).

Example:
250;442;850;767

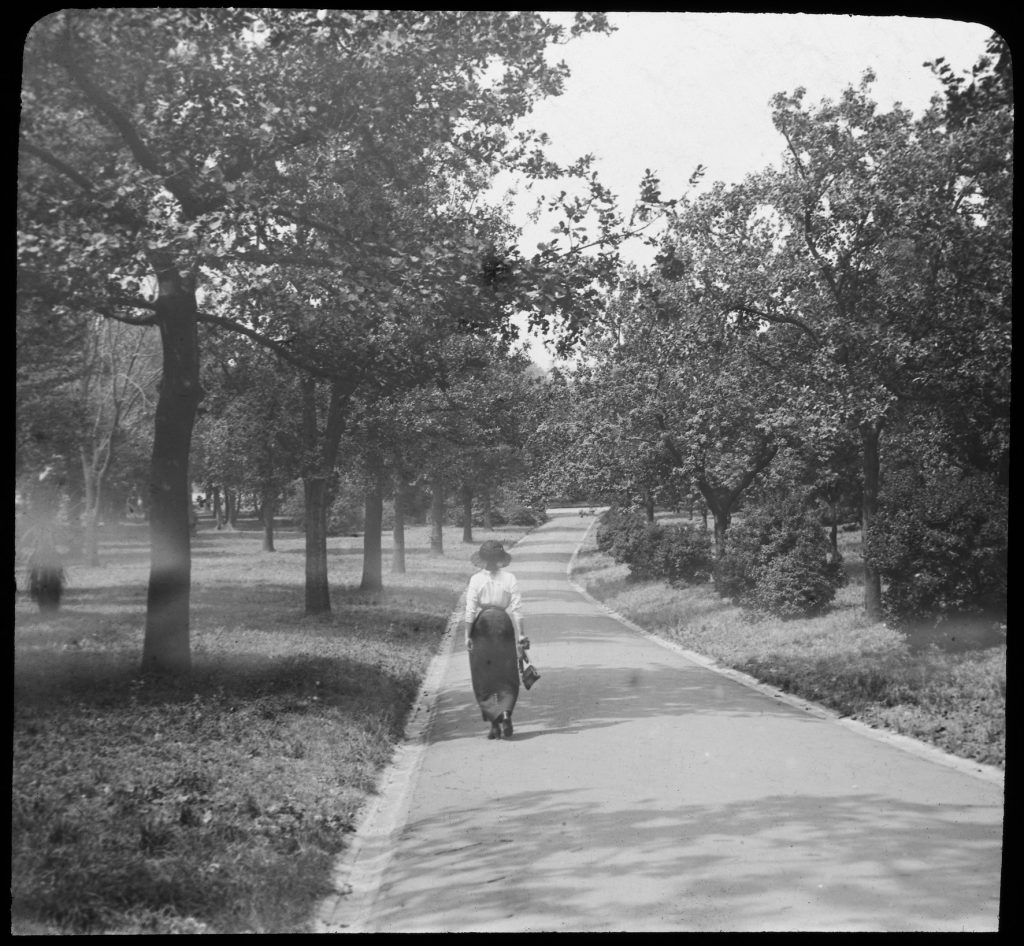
500;12;996;365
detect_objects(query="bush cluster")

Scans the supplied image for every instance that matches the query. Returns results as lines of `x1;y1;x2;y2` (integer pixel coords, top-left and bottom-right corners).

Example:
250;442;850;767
595;507;713;586
866;468;1007;622
450;502;548;528
594;506;647;559
713;500;846;618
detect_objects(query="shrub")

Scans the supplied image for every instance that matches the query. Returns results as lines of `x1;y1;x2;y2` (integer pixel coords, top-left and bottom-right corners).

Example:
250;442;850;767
750;544;844;618
449;507;507;528
593;507;622;553
866;467;1007;622
505;503;548;527
595;508;712;586
714;499;845;618
595;507;650;565
635;523;713;585
618;521;666;581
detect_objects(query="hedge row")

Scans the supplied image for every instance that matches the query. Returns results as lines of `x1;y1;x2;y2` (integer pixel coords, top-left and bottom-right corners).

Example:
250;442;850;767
595;501;845;619
595;507;713;587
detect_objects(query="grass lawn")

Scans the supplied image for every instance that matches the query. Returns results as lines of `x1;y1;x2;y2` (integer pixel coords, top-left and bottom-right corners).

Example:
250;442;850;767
571;515;1005;772
13;517;531;935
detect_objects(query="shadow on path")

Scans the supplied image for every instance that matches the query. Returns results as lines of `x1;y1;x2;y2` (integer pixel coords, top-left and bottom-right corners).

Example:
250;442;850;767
378;785;1001;931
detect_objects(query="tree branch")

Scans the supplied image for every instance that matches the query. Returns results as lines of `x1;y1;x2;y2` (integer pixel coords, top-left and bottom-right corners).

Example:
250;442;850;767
53;23;206;220
730;303;820;344
727;440;779;507
196;310;335;379
106;310;161;327
19;141;95;192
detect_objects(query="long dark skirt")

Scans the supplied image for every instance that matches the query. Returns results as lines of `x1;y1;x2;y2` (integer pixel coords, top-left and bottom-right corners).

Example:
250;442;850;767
468;606;519;722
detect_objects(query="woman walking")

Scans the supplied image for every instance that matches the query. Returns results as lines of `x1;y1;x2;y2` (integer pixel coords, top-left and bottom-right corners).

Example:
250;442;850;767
462;540;528;739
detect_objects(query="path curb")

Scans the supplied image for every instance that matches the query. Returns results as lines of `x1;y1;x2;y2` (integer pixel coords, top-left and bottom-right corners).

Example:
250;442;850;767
315;532;529;933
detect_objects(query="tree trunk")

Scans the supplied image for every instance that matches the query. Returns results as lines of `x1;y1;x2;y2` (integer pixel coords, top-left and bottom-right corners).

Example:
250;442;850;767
461;483;474;543
304;476;331;614
221;487;237;530
392;477;409;575
429;476;445;556
260;490;277;552
693;442;778;561
697;484;733;560
210;485;222;527
482;490;493;530
360;470;384;592
643;490;655;523
81;447;101;567
829;500;839;554
298;377;354;614
711;507;731;560
65;465;86;560
861;418;884;621
141;271;202;676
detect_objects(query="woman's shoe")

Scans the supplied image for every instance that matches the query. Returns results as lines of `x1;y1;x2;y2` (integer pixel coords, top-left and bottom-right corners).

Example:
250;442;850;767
488;721;501;740
499;713;513;738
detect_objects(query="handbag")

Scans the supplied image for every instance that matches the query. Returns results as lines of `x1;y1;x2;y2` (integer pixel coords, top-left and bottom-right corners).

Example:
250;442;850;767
517;637;540;689
520;660;541;690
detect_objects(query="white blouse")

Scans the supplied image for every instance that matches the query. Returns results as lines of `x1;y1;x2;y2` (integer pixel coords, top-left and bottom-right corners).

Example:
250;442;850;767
464;567;524;636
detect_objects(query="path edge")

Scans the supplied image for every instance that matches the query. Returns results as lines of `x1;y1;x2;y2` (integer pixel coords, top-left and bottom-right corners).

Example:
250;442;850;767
313;531;531;933
566;514;1005;789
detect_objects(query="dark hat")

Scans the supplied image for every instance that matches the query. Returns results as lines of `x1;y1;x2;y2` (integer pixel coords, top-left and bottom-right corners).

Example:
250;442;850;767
471;540;512;568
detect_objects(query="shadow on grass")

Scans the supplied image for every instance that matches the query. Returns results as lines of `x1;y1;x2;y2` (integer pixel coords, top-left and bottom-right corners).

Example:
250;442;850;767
898;614;1007;655
17;577;460;627
14;645;428;716
15;572;462;734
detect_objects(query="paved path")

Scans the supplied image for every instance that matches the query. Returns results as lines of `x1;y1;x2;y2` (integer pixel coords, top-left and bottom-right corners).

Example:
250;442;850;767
317;510;1004;932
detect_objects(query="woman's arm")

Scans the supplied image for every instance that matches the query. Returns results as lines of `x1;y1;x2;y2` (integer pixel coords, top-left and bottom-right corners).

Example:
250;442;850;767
506;574;525;639
463;575;480;645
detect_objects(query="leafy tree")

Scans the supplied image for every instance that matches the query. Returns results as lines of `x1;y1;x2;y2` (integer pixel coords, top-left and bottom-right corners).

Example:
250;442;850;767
529;344;694;517
19;10;617;671
568;271;799;558
758;52;1011;619
649;44;1010;620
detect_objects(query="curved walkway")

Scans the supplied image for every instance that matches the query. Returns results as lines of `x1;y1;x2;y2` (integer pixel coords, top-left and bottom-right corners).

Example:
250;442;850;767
316;510;1004;932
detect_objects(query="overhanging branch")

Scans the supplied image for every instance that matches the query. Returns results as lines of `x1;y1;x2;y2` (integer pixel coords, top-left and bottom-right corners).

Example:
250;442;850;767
19;141;95;192
731;303;820;344
196;310;335;379
53;24;206;220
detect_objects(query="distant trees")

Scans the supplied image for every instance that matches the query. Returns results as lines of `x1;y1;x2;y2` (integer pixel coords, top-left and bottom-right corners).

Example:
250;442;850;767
191;343;304;551
77;319;160;565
